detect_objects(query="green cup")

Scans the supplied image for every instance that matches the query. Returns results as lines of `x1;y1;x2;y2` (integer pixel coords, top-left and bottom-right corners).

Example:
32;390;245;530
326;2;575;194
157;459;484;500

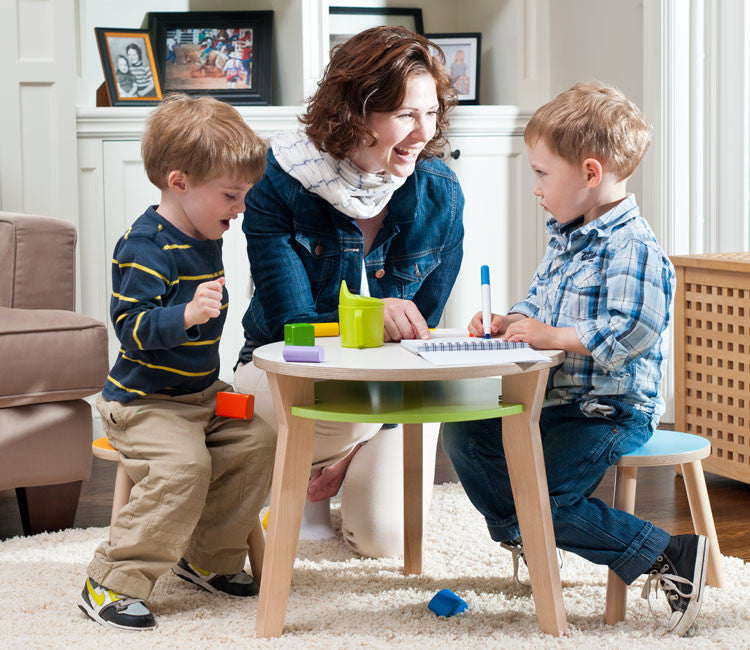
338;280;385;349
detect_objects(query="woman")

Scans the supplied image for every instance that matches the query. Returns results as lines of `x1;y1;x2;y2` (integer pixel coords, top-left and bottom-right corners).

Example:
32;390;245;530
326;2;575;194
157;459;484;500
234;26;464;558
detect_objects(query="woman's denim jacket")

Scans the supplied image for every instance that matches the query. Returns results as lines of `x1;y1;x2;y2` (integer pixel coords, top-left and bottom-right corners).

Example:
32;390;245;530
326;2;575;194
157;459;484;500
238;149;464;361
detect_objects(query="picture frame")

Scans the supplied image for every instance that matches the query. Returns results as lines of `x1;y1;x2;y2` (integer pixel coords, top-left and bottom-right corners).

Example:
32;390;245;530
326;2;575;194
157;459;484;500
328;6;424;52
146;11;273;106
426;33;482;105
94;28;163;106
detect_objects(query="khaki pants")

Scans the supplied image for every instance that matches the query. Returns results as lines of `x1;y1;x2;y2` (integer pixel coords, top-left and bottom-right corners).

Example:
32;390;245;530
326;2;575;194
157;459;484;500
89;380;276;600
234;363;438;558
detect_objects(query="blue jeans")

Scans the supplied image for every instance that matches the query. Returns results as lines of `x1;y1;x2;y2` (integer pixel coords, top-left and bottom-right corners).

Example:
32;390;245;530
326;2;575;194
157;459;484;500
442;398;670;584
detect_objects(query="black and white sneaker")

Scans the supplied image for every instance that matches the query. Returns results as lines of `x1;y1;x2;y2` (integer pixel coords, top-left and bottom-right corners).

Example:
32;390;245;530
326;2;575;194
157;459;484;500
172;558;259;598
641;534;709;636
78;577;156;630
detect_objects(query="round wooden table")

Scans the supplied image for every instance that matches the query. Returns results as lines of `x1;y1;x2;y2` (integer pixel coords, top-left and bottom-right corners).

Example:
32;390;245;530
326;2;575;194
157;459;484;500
252;337;566;638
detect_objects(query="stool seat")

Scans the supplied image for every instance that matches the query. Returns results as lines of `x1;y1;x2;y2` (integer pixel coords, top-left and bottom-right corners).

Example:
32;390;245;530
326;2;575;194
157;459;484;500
604;429;723;626
92;436;119;462
618;430;710;466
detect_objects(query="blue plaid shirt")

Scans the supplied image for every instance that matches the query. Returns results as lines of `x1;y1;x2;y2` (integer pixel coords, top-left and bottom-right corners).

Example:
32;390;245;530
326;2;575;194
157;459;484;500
510;195;675;427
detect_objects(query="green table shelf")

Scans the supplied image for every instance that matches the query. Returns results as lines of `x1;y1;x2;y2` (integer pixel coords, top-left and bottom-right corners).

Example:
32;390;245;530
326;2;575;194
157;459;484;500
291;378;523;423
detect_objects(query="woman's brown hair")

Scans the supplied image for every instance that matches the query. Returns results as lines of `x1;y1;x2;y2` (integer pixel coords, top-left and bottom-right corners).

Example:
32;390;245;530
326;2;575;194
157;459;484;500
300;26;457;161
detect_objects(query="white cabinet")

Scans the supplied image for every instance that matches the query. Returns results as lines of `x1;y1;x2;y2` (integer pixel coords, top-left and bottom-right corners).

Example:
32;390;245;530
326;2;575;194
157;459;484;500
77;105;539;377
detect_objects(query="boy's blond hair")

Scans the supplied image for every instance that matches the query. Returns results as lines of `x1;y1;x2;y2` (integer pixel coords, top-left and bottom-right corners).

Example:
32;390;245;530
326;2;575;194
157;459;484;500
142;93;267;189
524;80;652;181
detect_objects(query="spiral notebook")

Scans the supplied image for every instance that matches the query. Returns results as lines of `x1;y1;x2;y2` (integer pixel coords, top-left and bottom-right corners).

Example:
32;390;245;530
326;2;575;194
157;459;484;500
400;337;551;366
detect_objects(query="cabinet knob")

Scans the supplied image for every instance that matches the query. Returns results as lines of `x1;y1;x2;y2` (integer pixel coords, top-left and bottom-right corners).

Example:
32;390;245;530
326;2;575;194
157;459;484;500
450;149;461;160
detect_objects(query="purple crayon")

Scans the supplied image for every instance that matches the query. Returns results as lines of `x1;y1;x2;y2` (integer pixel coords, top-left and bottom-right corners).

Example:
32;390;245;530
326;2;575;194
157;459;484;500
283;345;325;363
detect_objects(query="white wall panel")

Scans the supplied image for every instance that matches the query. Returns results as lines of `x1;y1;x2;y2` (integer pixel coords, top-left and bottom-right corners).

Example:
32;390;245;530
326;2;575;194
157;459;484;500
1;0;78;233
19;83;57;217
18;0;54;61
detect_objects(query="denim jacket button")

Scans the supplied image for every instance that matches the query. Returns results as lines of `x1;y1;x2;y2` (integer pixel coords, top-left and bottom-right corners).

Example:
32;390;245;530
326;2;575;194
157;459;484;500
314;244;324;256
375;269;385;279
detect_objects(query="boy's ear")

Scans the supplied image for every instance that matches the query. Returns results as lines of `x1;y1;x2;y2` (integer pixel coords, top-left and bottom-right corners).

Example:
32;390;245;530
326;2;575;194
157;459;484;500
166;170;189;193
582;157;603;187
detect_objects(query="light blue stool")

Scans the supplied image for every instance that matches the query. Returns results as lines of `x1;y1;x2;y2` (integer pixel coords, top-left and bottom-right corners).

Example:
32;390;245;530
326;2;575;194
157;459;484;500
604;430;724;624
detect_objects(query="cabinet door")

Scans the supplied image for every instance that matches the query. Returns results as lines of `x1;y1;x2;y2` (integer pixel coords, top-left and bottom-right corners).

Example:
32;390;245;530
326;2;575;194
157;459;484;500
101;141;250;380
442;135;541;329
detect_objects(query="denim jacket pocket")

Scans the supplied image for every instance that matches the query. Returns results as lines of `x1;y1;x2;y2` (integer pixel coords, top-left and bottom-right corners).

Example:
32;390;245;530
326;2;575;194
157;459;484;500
293;230;339;299
388;251;440;299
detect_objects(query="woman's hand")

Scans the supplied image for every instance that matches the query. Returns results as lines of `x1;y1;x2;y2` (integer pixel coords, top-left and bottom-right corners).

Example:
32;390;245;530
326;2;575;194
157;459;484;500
382;298;430;342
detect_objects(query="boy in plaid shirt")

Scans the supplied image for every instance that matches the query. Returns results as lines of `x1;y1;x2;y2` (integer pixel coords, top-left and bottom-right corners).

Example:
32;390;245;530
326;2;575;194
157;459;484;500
443;81;708;636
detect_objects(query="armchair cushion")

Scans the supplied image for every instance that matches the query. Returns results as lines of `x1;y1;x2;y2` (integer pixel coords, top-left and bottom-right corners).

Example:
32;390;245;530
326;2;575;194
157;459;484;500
0;306;108;408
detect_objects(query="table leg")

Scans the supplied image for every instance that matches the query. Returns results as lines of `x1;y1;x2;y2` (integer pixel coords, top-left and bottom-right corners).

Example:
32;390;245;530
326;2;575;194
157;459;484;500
402;422;423;575
501;369;568;636
256;372;316;638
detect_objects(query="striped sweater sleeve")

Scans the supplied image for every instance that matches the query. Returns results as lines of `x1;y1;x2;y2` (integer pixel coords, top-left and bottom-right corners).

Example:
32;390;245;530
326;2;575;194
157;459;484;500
111;236;196;350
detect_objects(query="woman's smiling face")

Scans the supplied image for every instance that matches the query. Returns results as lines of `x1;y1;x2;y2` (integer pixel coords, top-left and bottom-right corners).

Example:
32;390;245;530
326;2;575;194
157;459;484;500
348;73;439;178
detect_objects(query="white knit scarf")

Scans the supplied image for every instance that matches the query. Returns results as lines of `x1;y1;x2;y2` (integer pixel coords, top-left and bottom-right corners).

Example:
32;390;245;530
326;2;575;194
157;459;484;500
270;130;406;219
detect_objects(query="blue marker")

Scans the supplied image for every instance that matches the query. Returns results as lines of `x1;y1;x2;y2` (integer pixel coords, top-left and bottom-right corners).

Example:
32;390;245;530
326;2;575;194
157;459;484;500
481;265;492;339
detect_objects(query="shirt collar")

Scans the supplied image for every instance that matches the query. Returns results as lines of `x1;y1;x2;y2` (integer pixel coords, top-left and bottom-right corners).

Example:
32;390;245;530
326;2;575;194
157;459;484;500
546;194;639;248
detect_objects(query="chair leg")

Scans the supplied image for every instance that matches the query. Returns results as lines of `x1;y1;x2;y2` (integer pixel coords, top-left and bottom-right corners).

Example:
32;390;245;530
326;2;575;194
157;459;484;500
604;465;638;625
111;461;134;525
15;481;82;535
681;460;724;588
247;518;265;585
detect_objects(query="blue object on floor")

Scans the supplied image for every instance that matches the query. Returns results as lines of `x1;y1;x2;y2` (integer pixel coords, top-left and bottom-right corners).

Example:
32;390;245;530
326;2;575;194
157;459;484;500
428;589;468;617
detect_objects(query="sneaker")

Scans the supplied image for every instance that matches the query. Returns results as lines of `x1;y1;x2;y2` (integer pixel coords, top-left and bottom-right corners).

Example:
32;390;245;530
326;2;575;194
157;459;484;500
77;577;156;631
499;538;564;588
172;558;259;598
641;534;709;636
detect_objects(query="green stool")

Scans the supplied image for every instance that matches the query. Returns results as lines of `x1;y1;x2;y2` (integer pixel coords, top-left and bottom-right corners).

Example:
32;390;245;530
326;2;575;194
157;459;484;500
291;377;522;574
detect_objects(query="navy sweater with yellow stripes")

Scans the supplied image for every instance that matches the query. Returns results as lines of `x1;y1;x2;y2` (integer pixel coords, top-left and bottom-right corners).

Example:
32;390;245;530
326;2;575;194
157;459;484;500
102;207;227;403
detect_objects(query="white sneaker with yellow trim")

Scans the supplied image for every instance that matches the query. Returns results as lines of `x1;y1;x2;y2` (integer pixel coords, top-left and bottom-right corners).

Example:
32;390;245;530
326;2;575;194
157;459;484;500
77;577;156;630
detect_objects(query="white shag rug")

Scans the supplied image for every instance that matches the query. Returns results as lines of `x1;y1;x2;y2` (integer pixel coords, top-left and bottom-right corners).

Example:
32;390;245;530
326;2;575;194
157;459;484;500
1;483;748;649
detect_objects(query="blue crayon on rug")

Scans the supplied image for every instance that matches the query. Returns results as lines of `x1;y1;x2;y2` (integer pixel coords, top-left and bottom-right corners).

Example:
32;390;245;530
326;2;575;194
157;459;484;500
428;589;468;617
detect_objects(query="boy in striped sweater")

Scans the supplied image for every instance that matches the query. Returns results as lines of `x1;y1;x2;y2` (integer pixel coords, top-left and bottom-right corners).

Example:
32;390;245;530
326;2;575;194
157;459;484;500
78;94;275;631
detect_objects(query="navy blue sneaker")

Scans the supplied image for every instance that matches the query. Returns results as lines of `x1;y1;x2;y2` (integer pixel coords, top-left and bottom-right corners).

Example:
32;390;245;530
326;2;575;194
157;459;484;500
642;534;709;636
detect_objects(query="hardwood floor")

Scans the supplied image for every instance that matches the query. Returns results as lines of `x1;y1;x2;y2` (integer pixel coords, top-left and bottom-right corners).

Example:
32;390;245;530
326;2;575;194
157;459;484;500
2;436;750;562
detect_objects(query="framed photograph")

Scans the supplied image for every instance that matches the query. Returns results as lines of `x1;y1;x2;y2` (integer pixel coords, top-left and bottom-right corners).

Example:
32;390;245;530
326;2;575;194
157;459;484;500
426;33;481;105
147;11;272;106
94;28;162;106
328;7;423;52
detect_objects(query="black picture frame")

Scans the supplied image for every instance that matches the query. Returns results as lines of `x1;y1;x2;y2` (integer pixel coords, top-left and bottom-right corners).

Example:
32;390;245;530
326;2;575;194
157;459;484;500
426;33;482;105
94;28;163;106
328;6;423;52
147;11;273;106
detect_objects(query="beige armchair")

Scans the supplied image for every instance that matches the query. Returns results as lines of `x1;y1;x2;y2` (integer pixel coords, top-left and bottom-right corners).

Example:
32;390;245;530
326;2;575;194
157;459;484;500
0;212;108;534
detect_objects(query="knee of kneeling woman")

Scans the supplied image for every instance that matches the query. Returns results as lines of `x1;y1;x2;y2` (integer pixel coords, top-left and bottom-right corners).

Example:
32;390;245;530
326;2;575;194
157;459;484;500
342;519;404;559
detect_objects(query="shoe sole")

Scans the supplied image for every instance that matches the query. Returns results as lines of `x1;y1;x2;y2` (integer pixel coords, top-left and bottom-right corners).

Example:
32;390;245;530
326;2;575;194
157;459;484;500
669;535;708;636
77;593;156;631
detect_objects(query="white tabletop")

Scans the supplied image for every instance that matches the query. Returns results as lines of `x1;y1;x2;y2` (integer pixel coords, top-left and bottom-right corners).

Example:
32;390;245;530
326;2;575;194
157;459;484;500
252;336;564;381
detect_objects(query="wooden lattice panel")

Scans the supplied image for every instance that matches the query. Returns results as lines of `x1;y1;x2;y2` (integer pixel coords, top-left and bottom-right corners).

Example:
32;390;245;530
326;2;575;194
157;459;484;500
671;254;750;483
